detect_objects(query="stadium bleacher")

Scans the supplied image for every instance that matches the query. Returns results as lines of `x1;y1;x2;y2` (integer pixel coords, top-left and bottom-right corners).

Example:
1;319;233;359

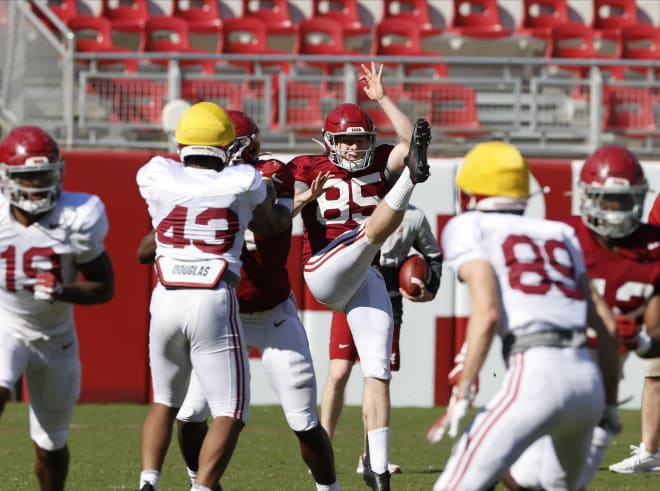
4;0;660;155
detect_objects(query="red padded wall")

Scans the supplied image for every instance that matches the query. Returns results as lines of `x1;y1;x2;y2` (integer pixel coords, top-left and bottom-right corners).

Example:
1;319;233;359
62;149;156;402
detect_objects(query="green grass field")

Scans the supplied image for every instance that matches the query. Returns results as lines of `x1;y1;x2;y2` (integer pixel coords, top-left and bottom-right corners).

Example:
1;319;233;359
1;402;658;490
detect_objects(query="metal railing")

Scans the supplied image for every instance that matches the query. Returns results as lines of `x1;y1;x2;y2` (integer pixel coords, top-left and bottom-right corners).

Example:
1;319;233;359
4;1;660;157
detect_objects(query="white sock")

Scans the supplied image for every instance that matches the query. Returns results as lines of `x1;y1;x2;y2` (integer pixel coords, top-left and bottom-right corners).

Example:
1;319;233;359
191;485;213;491
316;482;340;491
384;167;414;211
367;427;390;474
186;466;197;486
139;469;160;490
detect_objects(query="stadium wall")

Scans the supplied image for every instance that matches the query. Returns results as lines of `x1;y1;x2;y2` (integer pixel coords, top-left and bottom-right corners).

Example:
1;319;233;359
55;150;660;408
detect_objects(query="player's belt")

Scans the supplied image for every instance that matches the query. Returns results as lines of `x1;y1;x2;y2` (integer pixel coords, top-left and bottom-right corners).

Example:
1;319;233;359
503;328;588;360
155;256;239;289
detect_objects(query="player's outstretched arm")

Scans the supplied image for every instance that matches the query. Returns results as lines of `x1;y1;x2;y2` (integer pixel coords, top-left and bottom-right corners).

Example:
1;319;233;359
61;252;115;305
359;62;414;174
292;171;330;216
249;183;291;235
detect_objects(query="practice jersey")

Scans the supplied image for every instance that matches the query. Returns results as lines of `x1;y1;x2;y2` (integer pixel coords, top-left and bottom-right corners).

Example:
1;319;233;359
238;158;294;313
560;216;660;321
650;193;660;225
441;211;588;338
0;191;108;340
289;145;393;262
380;205;443;323
137;156;266;277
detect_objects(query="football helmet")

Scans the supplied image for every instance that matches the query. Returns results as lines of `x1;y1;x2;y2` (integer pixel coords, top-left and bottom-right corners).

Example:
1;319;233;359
456;141;529;212
323;103;377;172
175;101;235;162
0;126;64;215
579;145;648;238
227;109;260;164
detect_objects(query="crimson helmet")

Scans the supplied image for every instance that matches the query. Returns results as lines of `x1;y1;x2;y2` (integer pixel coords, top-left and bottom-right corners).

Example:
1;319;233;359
579;145;648;238
322;103;376;172
226;109;261;164
0;126;64;214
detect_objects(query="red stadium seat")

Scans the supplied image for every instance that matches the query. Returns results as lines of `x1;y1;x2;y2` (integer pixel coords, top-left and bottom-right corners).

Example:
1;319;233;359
218;16;290;74
171;0;222;34
381;0;442;38
547;22;623;79
621;23;660;77
517;0;571;45
311;0;371;38
603;86;657;138
371;17;447;78
100;0;149;33
142;16;215;73
447;0;512;38
591;0;640;36
295;17;364;75
68;14;139;72
240;0;297;36
424;83;487;138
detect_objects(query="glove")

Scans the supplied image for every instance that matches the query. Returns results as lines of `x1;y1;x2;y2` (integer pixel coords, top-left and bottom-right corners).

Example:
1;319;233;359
33;270;63;303
426;385;474;443
599;404;622;435
426;346;478;444
258;160;294;199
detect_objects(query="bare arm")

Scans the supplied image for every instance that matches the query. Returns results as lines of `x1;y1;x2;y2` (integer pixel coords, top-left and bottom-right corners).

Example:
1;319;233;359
249;182;291;235
638;294;660;357
137;229;156;264
359;62;413;174
455;259;500;398
58;251;115;305
583;275;620;405
292;171;330;217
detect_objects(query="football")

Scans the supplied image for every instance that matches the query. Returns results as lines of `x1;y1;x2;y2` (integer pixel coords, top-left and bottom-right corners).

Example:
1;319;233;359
398;255;430;297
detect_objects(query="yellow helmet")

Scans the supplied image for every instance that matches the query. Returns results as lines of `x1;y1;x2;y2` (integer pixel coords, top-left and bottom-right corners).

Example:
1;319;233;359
456;141;530;211
175;102;236;161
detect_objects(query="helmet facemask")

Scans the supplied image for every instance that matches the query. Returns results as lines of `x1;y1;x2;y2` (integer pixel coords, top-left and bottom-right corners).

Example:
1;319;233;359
579;181;647;238
323;131;376;172
0;158;64;215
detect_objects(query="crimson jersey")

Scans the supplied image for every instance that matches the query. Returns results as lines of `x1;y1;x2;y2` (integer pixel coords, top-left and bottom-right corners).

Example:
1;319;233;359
650;193;660;225
237;158;294;313
289;144;394;262
560;216;660;321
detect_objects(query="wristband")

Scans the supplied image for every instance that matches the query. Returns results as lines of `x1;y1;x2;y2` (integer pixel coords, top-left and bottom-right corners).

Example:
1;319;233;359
636;331;652;356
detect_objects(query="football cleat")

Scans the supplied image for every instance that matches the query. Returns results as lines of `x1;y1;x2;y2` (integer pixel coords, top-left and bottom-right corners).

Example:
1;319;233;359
609;443;660;474
356;453;401;474
139;484;155;491
363;468;391;491
405;118;431;184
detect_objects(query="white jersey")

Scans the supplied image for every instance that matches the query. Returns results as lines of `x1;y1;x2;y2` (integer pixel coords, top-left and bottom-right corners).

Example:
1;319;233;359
136;156;267;277
0;192;108;340
380;205;441;268
441;211;587;337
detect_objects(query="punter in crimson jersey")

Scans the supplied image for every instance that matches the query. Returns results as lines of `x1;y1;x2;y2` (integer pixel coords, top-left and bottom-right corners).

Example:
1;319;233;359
289;61;431;491
172;110;339;491
505;145;660;489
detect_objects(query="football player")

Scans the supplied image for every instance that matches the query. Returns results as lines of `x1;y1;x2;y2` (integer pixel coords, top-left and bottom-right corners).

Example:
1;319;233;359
169;110;339;491
433;141;620;491
320;204;443;475
136;102;289;491
0;126;115;491
502;145;659;488
290;61;430;491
